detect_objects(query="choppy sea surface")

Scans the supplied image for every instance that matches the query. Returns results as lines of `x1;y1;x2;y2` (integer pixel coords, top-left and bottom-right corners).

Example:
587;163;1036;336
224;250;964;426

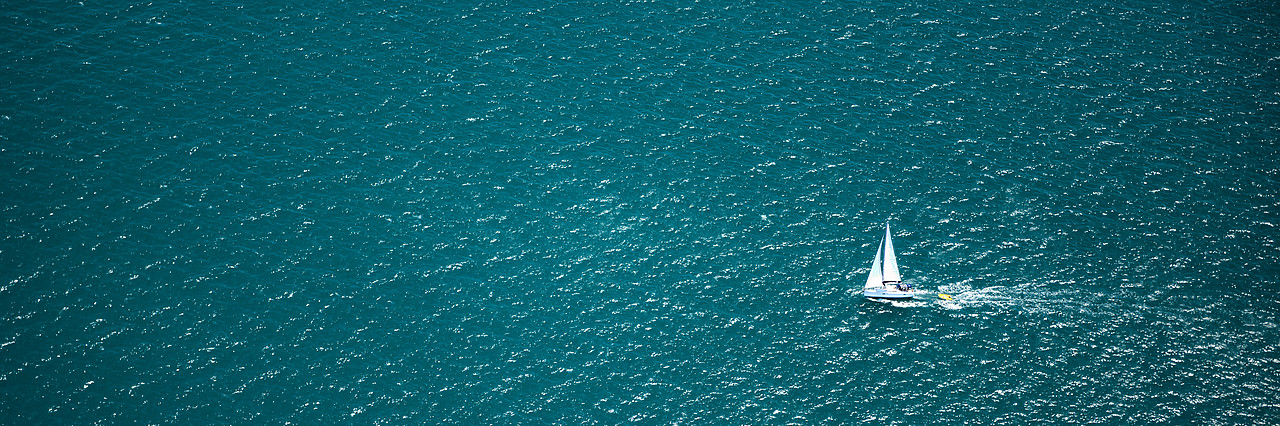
3;0;1279;423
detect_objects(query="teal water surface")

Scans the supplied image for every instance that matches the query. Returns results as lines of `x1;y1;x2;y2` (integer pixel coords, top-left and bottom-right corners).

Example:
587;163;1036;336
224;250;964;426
3;0;1279;423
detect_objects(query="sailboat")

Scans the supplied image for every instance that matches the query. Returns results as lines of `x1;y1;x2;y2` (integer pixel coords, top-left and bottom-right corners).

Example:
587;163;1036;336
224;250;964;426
862;223;914;300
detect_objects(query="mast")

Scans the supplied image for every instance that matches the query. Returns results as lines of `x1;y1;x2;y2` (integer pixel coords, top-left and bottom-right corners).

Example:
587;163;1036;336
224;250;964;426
881;223;901;283
864;239;883;289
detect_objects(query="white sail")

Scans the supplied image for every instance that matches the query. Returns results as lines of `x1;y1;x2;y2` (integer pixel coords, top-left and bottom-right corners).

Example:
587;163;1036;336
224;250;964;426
864;239;883;289
881;223;901;283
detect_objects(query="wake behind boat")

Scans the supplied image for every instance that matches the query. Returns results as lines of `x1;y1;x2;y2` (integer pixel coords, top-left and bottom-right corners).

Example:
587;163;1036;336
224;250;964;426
862;223;914;300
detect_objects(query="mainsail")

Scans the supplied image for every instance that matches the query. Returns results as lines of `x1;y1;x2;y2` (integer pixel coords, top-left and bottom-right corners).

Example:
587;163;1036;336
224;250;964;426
881;223;900;283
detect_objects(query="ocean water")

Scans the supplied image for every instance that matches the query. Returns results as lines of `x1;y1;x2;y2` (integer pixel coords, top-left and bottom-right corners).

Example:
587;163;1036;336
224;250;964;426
2;0;1278;423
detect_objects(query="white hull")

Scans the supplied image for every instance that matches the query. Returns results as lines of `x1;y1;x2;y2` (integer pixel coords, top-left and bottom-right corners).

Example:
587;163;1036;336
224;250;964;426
862;287;915;299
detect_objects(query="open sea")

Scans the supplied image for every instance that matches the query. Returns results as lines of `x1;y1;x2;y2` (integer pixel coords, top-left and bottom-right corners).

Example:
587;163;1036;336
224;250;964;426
3;0;1279;423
